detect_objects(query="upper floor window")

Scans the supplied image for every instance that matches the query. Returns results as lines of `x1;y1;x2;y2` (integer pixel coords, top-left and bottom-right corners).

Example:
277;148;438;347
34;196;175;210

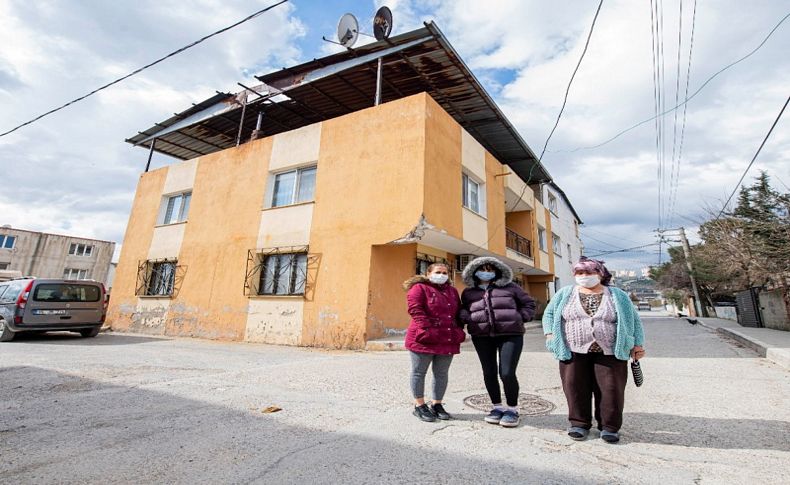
69;243;93;257
0;235;16;249
63;268;89;280
567;243;572;263
272;166;316;207
0;262;9;270
548;193;558;215
462;173;481;214
538;227;547;252
163;192;191;225
552;234;562;256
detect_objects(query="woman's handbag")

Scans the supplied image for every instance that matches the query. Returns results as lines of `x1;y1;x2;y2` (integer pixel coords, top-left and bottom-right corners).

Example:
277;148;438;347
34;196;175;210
631;360;644;387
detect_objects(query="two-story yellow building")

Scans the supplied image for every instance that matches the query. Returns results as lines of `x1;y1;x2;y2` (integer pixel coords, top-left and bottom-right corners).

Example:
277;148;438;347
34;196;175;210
108;23;579;349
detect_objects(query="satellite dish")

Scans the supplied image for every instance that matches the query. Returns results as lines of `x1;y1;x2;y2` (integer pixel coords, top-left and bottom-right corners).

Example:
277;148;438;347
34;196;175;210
337;13;359;48
373;6;393;40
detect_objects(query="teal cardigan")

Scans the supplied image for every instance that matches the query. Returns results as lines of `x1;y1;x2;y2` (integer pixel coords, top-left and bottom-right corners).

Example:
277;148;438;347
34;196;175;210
542;285;645;361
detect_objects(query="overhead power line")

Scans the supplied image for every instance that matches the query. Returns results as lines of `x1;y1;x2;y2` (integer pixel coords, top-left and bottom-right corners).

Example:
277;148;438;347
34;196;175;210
715;95;789;220
587;242;662;257
0;0;290;138
470;0;606;256
552;11;790;154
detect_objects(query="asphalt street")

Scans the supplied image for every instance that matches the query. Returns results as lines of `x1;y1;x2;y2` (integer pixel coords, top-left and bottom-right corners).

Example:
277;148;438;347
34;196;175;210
1;315;788;484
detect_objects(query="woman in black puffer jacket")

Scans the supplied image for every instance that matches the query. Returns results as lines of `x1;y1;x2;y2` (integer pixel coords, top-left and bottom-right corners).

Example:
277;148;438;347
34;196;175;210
460;256;536;428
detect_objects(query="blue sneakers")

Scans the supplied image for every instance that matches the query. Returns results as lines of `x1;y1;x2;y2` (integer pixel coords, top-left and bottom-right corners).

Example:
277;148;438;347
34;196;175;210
484;408;505;424
499;410;520;428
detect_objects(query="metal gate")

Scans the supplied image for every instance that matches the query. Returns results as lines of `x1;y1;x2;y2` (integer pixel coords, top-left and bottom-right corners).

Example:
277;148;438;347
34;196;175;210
735;287;763;328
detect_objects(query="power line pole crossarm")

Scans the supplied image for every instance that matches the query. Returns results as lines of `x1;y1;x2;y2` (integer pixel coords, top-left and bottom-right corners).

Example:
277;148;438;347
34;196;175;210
678;227;706;317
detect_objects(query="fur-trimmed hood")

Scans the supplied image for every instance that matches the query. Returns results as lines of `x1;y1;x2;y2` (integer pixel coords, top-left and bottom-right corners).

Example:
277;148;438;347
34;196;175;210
461;256;513;287
403;275;430;291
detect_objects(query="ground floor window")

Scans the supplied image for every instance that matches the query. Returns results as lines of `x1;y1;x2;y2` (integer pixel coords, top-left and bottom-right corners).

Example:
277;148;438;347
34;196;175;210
136;259;183;297
259;252;308;295
245;247;316;297
63;268;89;280
416;253;450;276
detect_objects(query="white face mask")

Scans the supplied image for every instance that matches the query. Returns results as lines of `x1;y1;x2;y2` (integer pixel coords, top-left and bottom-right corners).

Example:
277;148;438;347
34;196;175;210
429;274;449;285
575;275;601;288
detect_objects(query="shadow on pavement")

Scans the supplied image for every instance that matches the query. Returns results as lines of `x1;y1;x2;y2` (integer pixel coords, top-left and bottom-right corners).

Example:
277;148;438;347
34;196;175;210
527;412;790;451
8;332;168;346
0;366;594;484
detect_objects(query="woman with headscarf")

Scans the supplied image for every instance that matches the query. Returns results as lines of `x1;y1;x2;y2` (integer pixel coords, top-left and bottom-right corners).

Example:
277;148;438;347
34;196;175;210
543;257;646;443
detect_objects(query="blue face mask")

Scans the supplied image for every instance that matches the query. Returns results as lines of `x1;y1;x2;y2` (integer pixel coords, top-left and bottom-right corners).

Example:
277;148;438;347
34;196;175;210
475;271;496;282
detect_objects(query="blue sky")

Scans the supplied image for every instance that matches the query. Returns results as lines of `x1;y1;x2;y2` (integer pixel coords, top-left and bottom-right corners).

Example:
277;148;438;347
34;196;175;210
0;0;788;272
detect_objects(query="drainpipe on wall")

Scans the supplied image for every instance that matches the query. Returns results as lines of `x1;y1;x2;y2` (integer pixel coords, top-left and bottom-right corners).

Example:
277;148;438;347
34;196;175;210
27;232;45;277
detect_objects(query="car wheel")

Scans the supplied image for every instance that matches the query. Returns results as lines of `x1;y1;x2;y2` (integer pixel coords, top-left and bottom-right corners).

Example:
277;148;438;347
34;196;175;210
79;327;101;338
0;319;15;342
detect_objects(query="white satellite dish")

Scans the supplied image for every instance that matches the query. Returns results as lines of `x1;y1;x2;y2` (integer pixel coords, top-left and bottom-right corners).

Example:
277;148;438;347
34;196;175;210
337;13;359;48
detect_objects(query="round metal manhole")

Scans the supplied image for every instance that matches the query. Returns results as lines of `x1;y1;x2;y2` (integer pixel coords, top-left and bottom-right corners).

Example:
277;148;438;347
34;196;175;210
463;393;556;416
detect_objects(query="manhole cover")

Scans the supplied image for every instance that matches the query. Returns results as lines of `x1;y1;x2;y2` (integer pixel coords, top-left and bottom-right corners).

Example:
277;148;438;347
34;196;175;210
463;393;556;416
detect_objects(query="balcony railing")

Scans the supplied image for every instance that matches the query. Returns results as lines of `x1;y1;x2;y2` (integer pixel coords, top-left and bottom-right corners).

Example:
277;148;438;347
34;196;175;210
506;228;532;258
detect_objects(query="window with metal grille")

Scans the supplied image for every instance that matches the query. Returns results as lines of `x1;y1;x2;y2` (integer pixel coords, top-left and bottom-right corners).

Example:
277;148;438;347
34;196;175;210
271;166;317;208
162;192;192;225
416;253;449;276
147;261;176;296
259;252;308;295
63;268;89;280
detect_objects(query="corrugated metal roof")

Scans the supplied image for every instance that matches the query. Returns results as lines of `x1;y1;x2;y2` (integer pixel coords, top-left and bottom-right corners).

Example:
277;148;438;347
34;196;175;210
127;22;552;184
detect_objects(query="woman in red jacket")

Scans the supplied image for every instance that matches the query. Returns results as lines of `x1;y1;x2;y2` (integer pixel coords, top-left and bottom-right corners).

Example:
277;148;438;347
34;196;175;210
404;263;466;422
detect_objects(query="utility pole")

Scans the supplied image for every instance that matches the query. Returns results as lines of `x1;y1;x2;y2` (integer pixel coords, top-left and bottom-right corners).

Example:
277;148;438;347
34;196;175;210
678;227;706;317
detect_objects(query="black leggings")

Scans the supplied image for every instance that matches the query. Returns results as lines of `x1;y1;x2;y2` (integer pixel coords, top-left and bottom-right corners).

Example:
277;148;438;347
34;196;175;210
472;335;524;407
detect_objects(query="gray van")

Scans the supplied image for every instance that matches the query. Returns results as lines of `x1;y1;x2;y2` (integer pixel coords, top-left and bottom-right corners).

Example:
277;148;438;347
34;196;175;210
0;278;106;342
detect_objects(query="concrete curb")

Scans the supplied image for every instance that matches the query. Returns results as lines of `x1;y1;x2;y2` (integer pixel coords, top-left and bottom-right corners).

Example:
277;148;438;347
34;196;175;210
698;321;790;370
365;322;543;352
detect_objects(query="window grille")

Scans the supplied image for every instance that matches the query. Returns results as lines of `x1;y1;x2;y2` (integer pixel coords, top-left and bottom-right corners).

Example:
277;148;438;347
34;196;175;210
135;259;185;297
244;247;319;298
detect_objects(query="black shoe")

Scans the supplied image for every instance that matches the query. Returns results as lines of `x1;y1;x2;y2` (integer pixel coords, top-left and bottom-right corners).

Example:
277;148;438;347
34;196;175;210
601;430;620;443
413;404;436;422
431;403;451;420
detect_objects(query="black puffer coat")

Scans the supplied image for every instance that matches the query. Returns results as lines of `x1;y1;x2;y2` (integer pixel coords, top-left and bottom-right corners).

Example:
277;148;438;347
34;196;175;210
459;256;536;336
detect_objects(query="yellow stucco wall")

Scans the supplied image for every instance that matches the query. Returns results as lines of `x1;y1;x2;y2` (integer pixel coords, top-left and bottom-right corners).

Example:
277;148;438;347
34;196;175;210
485;152;506;255
367;244;418;339
301;93;428;349
167;138;272;340
423;96;463;239
107;168;168;331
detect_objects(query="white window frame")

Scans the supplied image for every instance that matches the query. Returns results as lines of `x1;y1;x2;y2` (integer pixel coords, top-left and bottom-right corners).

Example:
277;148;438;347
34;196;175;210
63;268;89;280
69;243;94;257
0;235;16;249
552;234;562;256
462;172;485;215
162;192;192;225
548;193;558;215
270;165;317;208
538;227;547;252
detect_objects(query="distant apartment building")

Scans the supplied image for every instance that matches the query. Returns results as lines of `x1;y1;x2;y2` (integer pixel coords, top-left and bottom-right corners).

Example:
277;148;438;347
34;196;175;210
0;225;115;285
108;23;582;349
542;183;584;296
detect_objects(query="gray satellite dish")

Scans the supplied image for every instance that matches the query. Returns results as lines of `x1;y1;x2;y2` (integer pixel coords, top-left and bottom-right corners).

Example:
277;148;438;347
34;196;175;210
337;13;359;48
373;6;393;40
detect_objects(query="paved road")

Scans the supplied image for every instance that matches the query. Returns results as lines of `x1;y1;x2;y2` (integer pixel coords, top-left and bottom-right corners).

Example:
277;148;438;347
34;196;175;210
1;316;788;484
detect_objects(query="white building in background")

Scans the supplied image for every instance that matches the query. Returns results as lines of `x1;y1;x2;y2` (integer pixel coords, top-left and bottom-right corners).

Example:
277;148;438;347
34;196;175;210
543;182;584;296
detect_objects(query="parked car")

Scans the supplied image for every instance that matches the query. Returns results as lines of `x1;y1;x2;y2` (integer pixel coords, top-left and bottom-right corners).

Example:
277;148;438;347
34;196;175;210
0;278;106;342
636;301;651;311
